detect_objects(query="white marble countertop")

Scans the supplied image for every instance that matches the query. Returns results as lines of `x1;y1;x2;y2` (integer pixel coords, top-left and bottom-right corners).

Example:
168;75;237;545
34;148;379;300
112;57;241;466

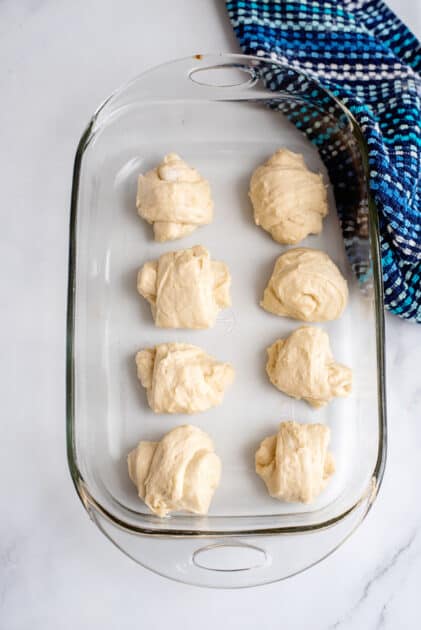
2;0;420;627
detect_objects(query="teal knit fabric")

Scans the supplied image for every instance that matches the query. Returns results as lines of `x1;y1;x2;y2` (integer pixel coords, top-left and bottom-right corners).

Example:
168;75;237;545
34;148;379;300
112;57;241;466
226;0;421;322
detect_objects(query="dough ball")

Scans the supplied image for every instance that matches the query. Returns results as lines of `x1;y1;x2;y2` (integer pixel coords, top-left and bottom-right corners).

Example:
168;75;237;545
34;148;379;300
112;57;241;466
266;327;352;408
136;153;213;242
255;421;335;503
128;425;221;516
249;148;328;245
136;343;235;414
137;245;231;329
261;248;348;322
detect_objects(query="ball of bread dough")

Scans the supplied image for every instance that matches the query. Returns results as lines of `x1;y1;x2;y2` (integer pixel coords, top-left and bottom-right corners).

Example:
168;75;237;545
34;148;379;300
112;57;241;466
136;343;235;414
261;248;348;322
255;421;335;503
266;327;352;408
249;148;328;244
128;425;221;516
137;245;231;329
136;153;213;242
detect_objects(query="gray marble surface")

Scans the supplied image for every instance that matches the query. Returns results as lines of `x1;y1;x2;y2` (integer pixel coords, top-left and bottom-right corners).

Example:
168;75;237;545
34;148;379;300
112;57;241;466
1;0;420;627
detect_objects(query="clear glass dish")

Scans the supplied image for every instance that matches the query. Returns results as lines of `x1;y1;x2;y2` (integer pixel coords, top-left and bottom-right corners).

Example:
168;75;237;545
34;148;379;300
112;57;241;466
67;54;387;588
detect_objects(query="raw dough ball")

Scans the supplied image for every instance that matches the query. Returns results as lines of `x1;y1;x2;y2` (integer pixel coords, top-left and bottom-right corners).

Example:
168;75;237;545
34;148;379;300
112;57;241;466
266;327;352;408
136;153;213;242
261;248;348;322
249;148;328;244
255;421;335;503
137;245;231;329
136;343;235;414
128;425;221;516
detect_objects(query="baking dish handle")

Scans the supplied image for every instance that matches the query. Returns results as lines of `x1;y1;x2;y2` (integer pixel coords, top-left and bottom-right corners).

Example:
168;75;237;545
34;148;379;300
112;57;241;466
94;54;293;118
89;491;374;588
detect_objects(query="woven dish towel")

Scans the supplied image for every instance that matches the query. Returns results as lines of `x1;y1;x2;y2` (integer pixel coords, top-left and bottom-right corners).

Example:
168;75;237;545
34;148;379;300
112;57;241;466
226;0;421;322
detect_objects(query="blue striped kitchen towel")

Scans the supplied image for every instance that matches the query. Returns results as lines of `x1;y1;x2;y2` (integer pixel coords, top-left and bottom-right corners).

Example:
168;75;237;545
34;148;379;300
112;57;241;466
226;0;421;322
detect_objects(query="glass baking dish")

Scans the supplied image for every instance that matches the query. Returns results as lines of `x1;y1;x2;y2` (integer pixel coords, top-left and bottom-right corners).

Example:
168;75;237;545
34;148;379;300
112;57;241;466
67;54;387;588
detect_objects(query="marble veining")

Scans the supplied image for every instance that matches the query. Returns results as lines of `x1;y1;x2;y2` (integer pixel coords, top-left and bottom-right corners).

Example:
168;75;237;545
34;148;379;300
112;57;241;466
1;0;420;628
329;527;420;629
